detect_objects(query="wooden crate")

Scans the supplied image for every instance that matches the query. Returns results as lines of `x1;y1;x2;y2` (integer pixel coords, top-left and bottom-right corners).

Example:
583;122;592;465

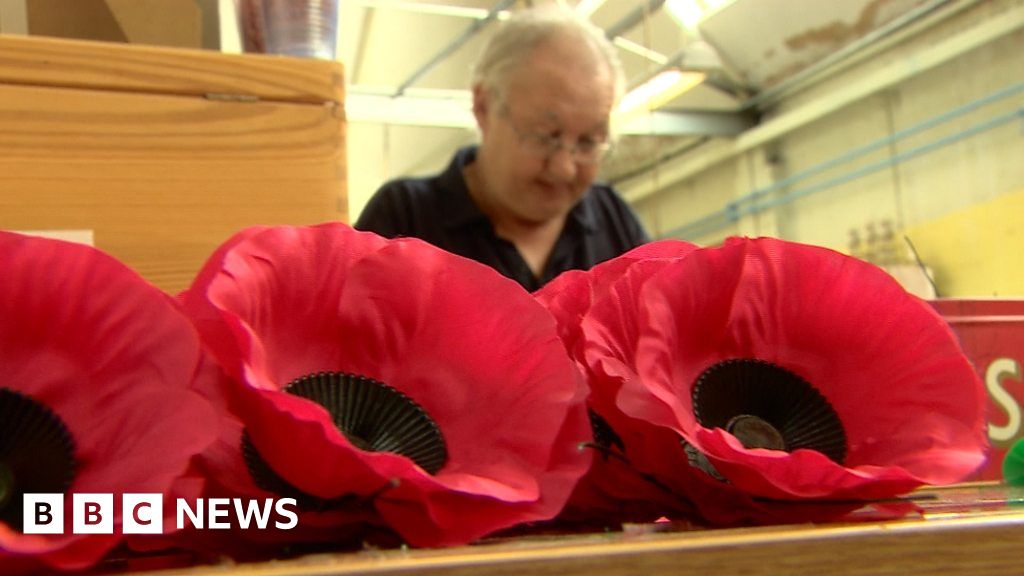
0;34;346;293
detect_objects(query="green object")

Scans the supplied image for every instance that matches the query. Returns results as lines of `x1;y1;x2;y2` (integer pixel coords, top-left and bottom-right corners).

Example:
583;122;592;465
1002;438;1024;486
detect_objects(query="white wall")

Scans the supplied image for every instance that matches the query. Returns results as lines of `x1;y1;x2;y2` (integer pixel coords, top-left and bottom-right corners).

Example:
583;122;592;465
346;123;475;223
628;0;1024;295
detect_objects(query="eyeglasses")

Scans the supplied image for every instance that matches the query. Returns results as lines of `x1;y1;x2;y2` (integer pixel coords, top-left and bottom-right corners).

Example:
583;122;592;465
501;108;612;166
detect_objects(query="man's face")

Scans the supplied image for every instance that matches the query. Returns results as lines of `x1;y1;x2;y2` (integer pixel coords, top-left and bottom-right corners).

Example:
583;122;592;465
474;39;616;226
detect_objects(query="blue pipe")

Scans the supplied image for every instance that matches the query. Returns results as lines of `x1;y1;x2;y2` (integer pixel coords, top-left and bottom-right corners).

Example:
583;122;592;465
728;81;1024;210
747;107;1023;215
662;83;1024;240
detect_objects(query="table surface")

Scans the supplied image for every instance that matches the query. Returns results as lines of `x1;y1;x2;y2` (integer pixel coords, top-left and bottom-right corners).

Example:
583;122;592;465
109;483;1024;576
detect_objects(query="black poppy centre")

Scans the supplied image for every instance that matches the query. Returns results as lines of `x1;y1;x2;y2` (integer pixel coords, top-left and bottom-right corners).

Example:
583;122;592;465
0;388;77;530
243;372;448;507
691;359;847;463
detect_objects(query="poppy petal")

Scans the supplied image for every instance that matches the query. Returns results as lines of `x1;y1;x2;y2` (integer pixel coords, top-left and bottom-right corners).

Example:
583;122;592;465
536;240;698;358
0;232;217;571
183;224;592;546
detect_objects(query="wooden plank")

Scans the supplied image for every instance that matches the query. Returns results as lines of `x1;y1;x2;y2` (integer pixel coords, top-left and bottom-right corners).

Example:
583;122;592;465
0;34;344;104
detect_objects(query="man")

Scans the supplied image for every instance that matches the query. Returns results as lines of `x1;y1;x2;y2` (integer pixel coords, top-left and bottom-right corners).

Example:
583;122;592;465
355;7;649;291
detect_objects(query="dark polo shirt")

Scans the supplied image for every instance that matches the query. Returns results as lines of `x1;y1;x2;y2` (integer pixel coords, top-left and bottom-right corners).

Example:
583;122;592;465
355;146;650;291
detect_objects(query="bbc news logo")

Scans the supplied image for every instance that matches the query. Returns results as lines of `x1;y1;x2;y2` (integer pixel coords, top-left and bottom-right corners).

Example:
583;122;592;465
23;494;298;534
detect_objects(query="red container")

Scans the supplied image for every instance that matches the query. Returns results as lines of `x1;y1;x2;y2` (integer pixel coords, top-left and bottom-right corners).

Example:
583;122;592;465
930;299;1024;481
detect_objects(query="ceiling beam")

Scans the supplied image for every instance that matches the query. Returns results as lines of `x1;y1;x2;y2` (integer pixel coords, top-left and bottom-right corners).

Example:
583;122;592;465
348;6;376;84
346;92;754;137
605;0;668;38
352;0;499;20
618;109;755;137
392;0;513;96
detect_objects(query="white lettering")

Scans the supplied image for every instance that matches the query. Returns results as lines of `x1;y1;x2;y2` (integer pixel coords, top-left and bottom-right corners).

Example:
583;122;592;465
72;493;113;534
987;358;1022;443
23;494;63;534
274;498;298;530
176;498;203;530
123;494;163;534
233;498;274;529
24;494;300;533
207;498;231;529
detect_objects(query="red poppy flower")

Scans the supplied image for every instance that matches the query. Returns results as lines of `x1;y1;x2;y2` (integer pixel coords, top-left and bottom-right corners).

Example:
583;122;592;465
181;223;592;547
0;232;217;572
580;236;986;520
535;241;699;524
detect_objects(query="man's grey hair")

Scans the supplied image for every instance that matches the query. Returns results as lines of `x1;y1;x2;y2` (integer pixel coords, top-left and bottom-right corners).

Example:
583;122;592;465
471;6;625;104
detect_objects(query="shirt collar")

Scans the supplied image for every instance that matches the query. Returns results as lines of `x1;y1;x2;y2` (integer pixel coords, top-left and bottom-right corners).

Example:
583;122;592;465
439;146;490;230
440;145;599;234
569;192;599;234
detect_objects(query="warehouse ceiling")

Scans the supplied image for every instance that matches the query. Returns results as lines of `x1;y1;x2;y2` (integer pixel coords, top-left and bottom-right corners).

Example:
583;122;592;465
337;0;945;192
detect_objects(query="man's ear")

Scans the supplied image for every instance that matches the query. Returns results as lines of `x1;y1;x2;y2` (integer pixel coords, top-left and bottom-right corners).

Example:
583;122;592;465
472;84;491;133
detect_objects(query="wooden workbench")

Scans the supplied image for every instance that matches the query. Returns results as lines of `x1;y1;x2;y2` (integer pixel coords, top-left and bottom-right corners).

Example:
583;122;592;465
112;484;1024;576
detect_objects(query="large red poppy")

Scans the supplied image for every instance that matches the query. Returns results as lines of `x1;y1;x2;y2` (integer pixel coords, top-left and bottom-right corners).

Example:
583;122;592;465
579;236;986;521
181;223;592;547
0;232;217;572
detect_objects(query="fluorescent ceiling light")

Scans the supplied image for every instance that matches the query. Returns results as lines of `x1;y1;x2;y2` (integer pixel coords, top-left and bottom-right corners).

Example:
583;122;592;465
665;0;703;29
665;0;735;29
616;69;706;115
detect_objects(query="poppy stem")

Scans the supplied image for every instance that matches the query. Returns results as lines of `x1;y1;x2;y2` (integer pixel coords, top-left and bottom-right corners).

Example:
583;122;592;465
636;471;681;499
577;441;630;464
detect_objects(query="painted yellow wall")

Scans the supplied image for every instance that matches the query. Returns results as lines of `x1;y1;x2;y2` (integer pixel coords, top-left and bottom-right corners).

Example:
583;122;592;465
907;187;1024;297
